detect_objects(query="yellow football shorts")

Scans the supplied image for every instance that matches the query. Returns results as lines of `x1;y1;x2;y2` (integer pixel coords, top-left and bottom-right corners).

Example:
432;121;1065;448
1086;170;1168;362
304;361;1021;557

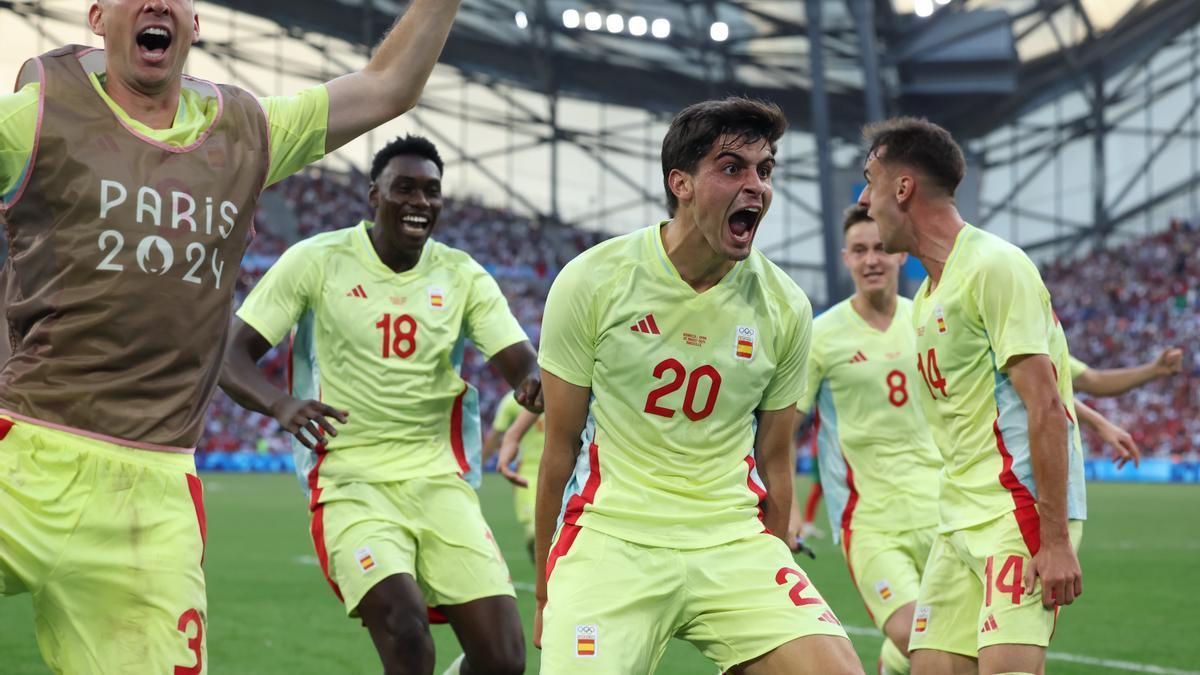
0;416;207;675
541;527;849;673
311;473;514;616
909;507;1084;657
842;525;935;630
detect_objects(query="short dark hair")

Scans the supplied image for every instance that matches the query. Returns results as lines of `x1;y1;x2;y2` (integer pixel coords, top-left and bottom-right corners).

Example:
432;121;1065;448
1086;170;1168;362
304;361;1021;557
370;134;444;182
661;97;788;216
842;204;872;234
861;117;965;195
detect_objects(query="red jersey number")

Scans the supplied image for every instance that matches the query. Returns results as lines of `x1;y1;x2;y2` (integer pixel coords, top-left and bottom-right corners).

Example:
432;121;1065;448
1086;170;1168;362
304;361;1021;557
916;347;949;399
644;359;722;421
886;369;909;407
174;608;204;675
376;313;418;359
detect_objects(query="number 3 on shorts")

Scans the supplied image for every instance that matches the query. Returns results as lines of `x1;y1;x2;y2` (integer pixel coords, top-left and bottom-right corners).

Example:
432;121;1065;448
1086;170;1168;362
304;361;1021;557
175;608;204;675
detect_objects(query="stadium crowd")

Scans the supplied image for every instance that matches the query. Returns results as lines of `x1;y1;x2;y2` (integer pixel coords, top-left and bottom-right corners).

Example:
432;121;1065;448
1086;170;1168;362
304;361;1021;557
200;170;1197;461
1044;217;1199;459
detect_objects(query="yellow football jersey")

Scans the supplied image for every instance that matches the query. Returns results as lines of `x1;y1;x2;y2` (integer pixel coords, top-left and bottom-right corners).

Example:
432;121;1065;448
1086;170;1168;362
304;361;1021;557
911;225;1086;532
238;221;527;496
539;224;813;549
798;297;941;542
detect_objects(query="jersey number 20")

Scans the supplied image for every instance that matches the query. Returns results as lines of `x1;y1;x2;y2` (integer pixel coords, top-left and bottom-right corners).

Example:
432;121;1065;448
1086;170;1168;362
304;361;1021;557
644;358;722;421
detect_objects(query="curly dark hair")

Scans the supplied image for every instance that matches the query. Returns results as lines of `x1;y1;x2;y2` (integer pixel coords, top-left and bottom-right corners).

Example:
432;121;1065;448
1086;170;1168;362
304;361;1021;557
370;134;444;182
862;117;965;195
661;97;788;216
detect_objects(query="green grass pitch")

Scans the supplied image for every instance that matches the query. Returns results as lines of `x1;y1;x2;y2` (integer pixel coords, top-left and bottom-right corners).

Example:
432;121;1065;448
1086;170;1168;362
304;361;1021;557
2;474;1197;673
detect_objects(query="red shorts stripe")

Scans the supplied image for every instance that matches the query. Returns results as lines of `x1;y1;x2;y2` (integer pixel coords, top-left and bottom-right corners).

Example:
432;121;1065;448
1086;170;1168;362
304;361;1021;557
545;442;601;580
185;474;207;565
743;455;769;530
449;388;470;474
307;446;343;602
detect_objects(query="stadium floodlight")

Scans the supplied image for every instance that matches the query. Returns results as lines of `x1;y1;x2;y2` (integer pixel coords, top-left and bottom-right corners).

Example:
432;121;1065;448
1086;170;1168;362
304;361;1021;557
710;21;729;42
584;11;603;31
562;9;580;28
651;18;671;39
934;0;952;4
914;0;934;17
628;15;648;36
515;10;529;29
606;13;624;33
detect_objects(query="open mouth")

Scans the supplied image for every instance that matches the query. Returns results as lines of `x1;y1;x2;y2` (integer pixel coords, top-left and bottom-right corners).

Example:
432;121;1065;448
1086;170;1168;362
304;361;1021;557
136;26;173;63
727;207;760;244
400;213;433;236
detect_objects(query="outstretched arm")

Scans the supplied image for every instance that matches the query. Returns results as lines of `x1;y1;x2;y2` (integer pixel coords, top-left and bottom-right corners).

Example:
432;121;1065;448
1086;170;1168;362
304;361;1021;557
1072;347;1183;397
324;0;463;152
220;318;348;449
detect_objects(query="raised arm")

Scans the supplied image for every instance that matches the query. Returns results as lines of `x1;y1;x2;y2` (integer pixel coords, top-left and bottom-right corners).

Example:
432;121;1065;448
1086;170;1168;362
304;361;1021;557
220;318;347;449
324;0;463;153
1072;347;1183;397
532;371;590;648
1007;354;1081;608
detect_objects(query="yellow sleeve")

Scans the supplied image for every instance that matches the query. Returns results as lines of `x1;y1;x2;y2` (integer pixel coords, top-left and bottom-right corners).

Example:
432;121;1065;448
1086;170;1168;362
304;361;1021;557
762;290;813;411
796;326;824;415
537;258;597;388
1068;355;1089;380
259;85;329;188
236;240;323;345
464;263;528;360
0;83;39;201
491;396;518;432
971;252;1053;371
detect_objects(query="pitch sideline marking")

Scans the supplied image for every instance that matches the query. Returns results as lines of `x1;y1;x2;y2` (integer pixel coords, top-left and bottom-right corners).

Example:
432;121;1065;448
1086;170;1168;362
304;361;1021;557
509;582;1198;674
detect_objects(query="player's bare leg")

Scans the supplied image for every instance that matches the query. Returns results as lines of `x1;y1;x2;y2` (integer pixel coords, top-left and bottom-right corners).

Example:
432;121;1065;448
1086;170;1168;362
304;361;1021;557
438;595;525;675
978;644;1044;675
883;601;916;654
911;648;976;674
358;574;436;675
729;634;863;675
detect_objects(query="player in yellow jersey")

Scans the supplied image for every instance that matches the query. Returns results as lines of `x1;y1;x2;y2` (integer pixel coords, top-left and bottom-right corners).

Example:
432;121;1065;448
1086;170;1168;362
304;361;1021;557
858;117;1085;675
534;97;860;675
798;205;943;675
0;1;462;672
221;136;538;675
493;396;546;560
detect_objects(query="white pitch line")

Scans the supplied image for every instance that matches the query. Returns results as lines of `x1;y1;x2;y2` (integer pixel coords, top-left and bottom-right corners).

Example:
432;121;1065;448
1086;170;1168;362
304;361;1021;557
511;582;1197;674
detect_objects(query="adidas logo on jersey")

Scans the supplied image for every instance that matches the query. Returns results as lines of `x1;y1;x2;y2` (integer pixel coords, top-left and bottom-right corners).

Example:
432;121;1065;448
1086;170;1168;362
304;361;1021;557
849;351;868;364
346;284;368;299
630;314;661;335
980;614;999;633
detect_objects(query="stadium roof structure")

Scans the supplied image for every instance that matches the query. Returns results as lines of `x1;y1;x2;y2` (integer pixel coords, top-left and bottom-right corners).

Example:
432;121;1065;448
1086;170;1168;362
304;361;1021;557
197;0;1200;141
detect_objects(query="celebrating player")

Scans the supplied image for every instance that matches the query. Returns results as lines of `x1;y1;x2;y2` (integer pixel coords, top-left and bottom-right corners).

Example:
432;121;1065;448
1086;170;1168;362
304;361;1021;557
533;97;860;675
797;205;943;675
0;1;461;672
493;397;545;560
221;135;538;675
859;117;1086;674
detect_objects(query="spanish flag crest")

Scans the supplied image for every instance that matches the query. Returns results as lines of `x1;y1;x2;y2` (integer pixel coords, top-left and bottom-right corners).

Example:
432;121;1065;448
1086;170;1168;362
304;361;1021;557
734;325;756;361
355;546;376;573
428;286;446;309
935;306;948;334
575;624;597;657
914;605;932;633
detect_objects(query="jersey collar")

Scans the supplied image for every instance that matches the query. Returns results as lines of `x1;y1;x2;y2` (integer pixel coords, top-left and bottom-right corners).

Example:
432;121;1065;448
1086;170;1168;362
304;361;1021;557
355;219;432;277
649;222;744;291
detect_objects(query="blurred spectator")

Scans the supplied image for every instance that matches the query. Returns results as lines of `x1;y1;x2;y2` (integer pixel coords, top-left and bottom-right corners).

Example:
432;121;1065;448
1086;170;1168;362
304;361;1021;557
1043;218;1198;459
